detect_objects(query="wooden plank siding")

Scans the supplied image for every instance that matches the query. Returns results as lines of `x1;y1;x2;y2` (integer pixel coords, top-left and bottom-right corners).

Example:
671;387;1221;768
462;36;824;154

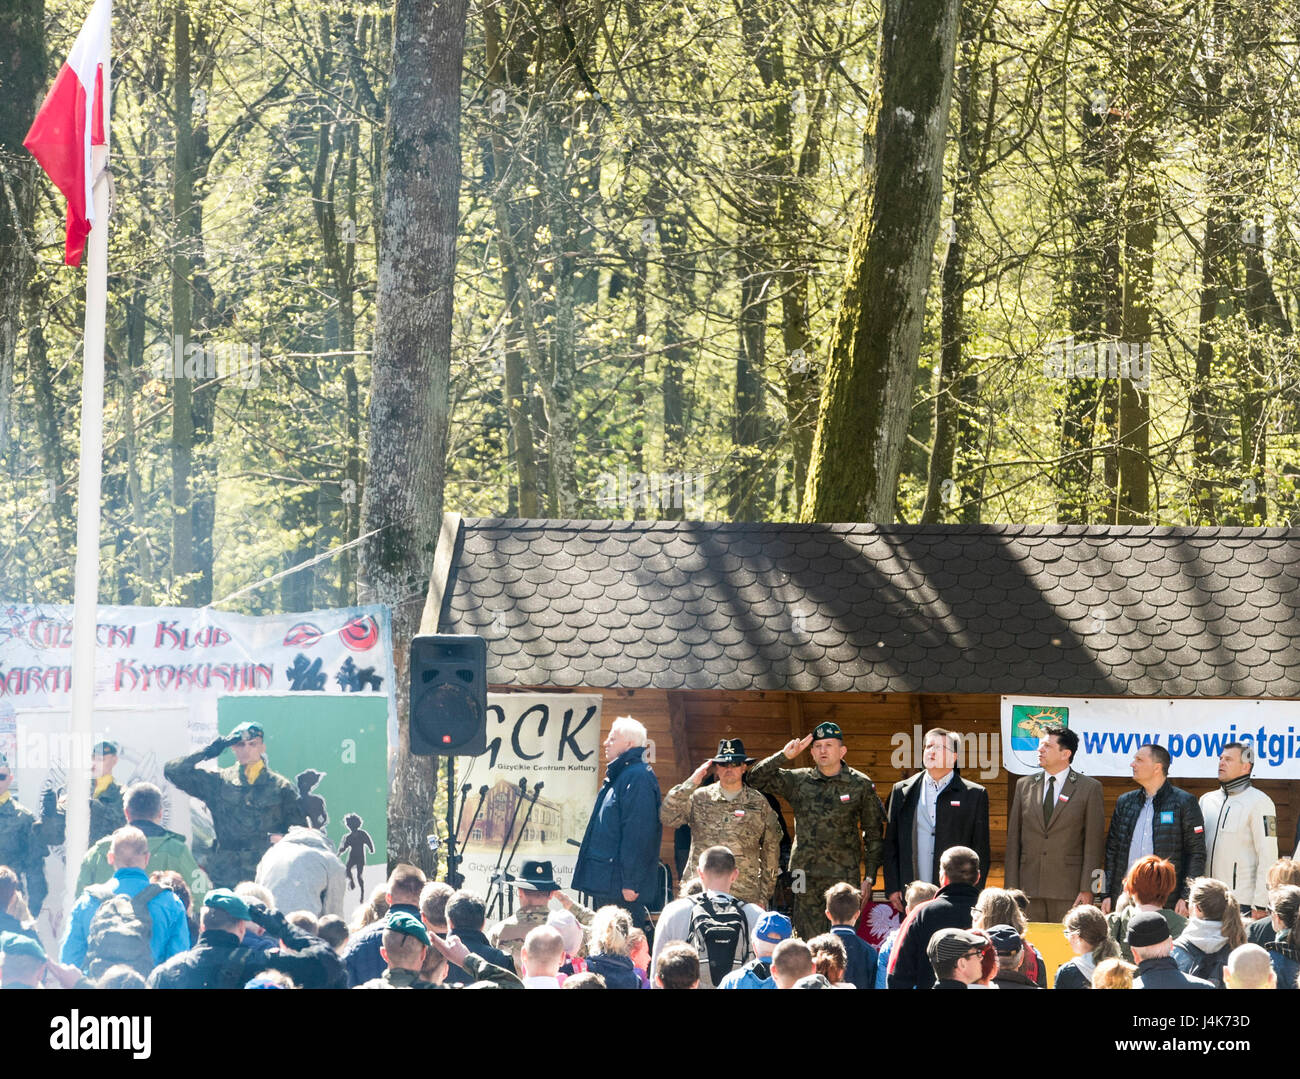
496;685;1299;899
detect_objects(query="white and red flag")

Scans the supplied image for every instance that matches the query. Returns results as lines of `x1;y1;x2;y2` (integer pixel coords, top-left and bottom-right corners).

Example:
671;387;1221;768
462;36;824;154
23;0;112;266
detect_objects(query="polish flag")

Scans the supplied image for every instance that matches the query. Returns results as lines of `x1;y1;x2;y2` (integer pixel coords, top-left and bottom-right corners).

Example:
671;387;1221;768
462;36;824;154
23;0;112;267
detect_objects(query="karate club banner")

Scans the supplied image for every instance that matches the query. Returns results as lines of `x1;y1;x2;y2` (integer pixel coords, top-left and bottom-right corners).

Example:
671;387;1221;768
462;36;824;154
0;602;396;946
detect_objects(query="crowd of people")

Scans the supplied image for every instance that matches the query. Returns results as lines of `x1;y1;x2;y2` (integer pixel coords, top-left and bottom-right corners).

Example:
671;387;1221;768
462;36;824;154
1;713;1298;989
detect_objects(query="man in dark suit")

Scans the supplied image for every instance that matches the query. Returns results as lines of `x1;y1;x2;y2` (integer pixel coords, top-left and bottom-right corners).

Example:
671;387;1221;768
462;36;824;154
883;728;990;913
1005;724;1105;922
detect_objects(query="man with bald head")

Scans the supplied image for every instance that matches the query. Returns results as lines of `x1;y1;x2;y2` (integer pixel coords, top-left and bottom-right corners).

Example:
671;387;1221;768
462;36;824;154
1224;942;1276;989
519;925;565;988
60;826;189;977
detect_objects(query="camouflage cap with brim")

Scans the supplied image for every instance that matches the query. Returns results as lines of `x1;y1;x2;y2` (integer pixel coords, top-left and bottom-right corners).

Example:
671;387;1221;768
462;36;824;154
92;740;120;756
227;722;265;743
385;910;430;946
811;722;844;742
203;888;253;921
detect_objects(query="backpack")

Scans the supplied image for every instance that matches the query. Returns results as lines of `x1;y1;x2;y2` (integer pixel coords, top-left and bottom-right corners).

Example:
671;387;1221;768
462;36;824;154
85;883;162;979
685;893;751;986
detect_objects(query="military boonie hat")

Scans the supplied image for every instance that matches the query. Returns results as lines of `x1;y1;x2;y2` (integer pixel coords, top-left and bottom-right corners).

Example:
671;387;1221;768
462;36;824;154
204;888;253;921
811;722;844;743
385;910;430;946
507;859;561;892
0;930;46;960
710;738;755;765
92;740;119;756
227;722;265;743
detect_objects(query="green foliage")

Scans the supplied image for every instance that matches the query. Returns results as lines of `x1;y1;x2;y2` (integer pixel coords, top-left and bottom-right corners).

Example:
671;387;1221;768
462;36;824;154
5;0;1300;613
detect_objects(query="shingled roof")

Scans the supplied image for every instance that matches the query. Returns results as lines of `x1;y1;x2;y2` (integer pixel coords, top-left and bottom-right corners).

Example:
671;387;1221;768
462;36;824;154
431;518;1300;698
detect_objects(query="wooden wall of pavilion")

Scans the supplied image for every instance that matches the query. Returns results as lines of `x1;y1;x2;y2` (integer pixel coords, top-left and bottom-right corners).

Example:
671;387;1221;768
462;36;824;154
501;685;1299;897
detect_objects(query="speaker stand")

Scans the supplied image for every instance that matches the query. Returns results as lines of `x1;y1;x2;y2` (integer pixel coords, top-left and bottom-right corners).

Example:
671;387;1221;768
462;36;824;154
442;754;464;889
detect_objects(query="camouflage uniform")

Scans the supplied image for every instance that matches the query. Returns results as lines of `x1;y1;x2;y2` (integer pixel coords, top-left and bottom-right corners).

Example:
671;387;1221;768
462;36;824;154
164;742;303;887
747;753;885;941
661;780;781;907
38;777;127;847
489;901;593;971
0;795;47;914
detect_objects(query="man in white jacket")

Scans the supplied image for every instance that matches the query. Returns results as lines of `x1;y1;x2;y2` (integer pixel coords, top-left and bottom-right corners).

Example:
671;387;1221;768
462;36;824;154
1199;742;1278;920
255;825;347;917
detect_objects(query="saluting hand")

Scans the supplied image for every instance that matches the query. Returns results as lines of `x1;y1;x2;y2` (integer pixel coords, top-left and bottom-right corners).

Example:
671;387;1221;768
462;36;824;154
782;735;813;760
689;760;714;785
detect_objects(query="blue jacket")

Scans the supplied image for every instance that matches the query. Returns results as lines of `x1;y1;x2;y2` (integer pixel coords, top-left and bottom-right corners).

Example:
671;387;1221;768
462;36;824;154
1266;930;1299;990
831;924;877;989
343;902;421;987
1133;955;1215;989
572;747;662;900
719;956;776;989
60;866;189;971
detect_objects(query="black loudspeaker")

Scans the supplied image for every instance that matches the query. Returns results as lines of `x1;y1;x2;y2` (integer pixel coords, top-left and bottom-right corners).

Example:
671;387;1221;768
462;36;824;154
409;634;488;756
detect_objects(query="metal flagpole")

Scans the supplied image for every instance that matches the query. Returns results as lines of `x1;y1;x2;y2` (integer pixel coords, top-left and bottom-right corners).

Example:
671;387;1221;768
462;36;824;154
63;141;111;920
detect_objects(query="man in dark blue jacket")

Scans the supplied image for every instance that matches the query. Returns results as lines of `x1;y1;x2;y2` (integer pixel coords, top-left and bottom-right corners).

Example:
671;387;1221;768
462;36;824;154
341;863;426;986
1129;910;1215;989
1102;744;1206;916
572;716;662;939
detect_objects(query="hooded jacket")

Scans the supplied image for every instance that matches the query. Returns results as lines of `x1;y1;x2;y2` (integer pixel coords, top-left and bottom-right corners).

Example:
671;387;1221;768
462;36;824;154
255;825;346;917
76;819;211;908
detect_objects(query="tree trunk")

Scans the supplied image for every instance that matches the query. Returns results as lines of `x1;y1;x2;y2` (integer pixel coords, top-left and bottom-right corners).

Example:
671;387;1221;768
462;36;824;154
359;0;467;871
1116;27;1155;525
0;0;43;457
802;0;961;522
922;12;985;524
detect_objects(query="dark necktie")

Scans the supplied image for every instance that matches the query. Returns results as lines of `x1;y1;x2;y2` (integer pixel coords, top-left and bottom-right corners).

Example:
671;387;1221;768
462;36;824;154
1043;775;1055;826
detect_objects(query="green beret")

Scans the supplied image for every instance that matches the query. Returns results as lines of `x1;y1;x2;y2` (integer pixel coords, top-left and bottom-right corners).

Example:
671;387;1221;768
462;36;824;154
203;888;253;921
385;910;430;946
812;722;843;742
0;931;47;960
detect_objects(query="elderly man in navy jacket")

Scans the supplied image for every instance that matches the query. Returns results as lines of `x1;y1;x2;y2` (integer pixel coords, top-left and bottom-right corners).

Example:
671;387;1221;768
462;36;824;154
573;716;661;939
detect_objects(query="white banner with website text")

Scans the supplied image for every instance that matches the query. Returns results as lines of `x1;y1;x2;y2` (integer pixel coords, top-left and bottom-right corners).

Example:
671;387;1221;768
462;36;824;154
1001;696;1300;778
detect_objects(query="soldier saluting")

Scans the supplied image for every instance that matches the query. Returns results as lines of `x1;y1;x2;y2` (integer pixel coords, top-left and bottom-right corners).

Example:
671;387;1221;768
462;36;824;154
748;722;885;942
164;722;302;887
662;738;781;908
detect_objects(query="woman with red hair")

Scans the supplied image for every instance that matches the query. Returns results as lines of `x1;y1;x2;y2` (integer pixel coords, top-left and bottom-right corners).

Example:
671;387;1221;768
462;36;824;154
1106;855;1187;961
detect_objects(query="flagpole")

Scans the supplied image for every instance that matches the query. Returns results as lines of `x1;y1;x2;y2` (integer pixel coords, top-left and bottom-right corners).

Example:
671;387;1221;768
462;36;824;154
63;142;110;920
